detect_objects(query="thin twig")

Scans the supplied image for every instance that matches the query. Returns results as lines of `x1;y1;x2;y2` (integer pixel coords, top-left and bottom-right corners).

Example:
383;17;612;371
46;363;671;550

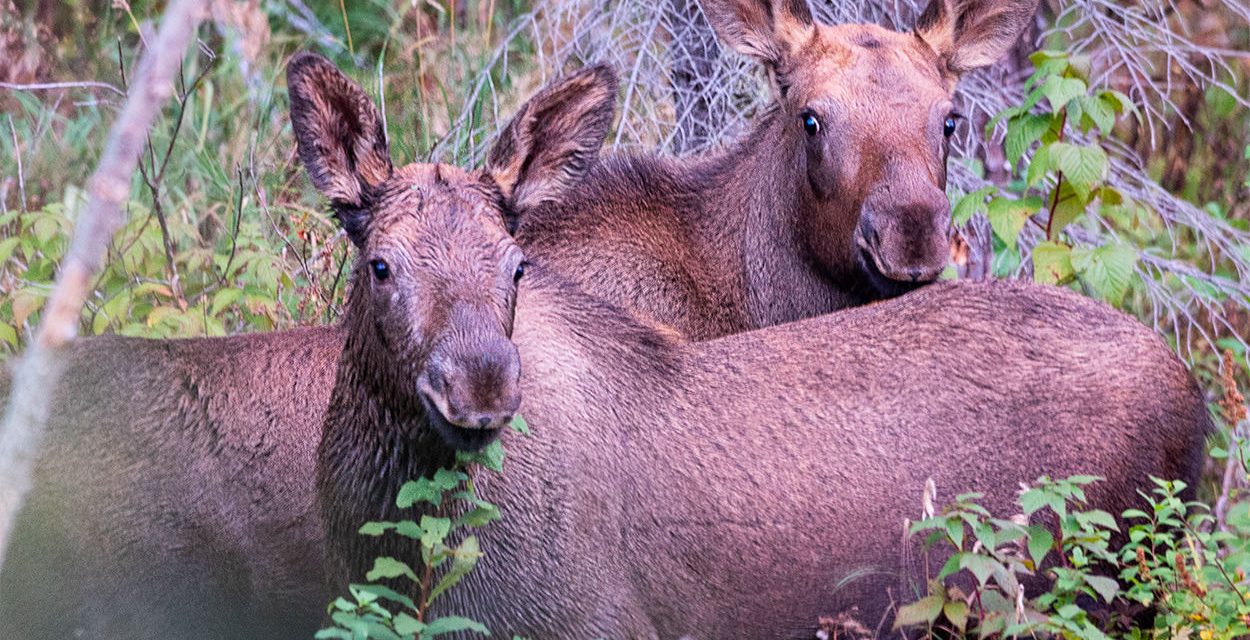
6;115;25;214
0;81;127;98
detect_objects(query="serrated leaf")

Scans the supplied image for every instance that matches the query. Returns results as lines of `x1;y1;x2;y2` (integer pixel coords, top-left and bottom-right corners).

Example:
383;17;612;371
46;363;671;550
1027;525;1054;566
1079;509;1120;532
393;613;425;635
365;557;418;583
419;515;452;548
350;583;418;611
422;615;490;637
952;187;994;226
509;414;530;435
1049;143;1107;200
1072;244;1137;306
943;600;969;633
358;522;395;536
429;535;483;603
210;288;244;316
1084;574;1120;603
1042;75;1087;110
1032;241;1074;285
986;197;1041;250
1006;114;1053;164
961;554;999;586
457;439;505;472
1076;95;1115;133
892;593;945;630
1026;143;1053;188
1047;181;1087;239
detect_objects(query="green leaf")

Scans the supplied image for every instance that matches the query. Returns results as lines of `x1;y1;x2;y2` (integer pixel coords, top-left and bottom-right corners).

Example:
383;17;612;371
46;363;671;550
365;557;418;583
358;522;395;536
1047;181;1087;239
457;439;505;473
422;615;490;637
1042;75;1087;110
961;554;999;586
1026;525;1054;566
1079;509;1120;532
1032;241;1074;285
429;535;483;603
986;196;1042;250
419;515;452;548
1076;95;1115;133
943;600;969;633
1026;143;1053;188
1084;574;1120;603
210;288;244;316
952;187;994;226
396;470;464;509
456;504;502;528
0;323;16;349
393;613;425;635
350;583;418;612
1006;114;1053;164
892;593;945;630
509;414;529;435
1049;143;1108;200
1071;243;1137;306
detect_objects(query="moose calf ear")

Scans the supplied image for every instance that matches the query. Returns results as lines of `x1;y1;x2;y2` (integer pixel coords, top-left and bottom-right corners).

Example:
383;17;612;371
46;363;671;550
701;0;814;67
485;64;618;214
915;0;1038;76
287;52;392;242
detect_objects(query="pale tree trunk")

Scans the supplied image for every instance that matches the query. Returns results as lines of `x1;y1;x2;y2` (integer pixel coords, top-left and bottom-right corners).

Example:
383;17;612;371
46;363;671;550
0;0;205;570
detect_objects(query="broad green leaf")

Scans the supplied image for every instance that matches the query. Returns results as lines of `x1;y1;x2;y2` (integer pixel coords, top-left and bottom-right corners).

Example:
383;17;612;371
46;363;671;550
419;515;452;547
0;323;16;349
0;236;20;265
1026;143;1053;188
314;629;353;639
456;504;502;528
1048;142;1107;200
351;583;418;611
509;414;530;435
892;593;945;630
986;196;1042;250
943;600;969;633
457;439;505;472
1084;574;1120;603
393;613;425;635
1072;244;1137;306
961;554;999;586
1078;509;1120;532
1099;90;1139;119
1026;525;1054;566
422;615;490;637
1032;241;1074;285
951;187;994;226
211;288;244;316
1042;75;1087;110
365;557;418;583
429;535;483;603
358;522;395;536
396;469;465;509
1047;181;1088;239
1006;114;1053;163
1076;95;1115;133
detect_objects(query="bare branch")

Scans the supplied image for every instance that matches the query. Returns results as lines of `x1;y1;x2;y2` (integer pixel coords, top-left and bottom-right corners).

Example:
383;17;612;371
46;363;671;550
0;0;206;569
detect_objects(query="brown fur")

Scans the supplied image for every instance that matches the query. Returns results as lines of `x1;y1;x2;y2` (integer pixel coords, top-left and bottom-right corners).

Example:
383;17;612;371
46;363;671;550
289;54;1207;638
516;0;1039;339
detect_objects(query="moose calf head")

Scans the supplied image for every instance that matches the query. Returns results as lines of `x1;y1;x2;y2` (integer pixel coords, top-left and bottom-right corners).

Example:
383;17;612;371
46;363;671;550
703;0;1037;296
287;52;617;450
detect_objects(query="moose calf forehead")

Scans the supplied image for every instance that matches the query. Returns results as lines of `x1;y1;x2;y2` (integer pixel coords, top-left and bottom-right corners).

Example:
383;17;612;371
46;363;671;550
794;23;948;105
368;163;505;237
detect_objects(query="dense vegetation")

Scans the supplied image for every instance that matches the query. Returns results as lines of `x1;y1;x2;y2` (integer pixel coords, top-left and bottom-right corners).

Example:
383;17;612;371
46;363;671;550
1;1;1248;637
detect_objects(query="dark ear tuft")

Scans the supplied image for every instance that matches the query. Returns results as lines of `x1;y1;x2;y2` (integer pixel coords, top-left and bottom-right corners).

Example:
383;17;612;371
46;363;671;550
700;0;814;65
287;52;392;244
485;64;618;215
915;0;1037;76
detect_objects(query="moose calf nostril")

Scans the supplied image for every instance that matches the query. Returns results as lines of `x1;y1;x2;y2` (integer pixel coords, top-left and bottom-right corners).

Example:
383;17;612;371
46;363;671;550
477;416;492;430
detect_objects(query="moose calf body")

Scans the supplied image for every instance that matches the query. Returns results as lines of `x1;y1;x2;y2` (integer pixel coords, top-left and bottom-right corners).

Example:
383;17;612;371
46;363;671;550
517;0;1040;338
0;330;337;639
289;55;1208;638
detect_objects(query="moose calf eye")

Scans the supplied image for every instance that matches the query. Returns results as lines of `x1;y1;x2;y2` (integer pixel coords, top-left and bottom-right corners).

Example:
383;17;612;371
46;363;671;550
801;112;821;136
513;263;526;283
943;116;958;138
370;259;390;281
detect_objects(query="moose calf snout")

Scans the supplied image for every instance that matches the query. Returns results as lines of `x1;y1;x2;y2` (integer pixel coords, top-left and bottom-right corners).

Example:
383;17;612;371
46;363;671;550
418;337;522;443
858;188;951;284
